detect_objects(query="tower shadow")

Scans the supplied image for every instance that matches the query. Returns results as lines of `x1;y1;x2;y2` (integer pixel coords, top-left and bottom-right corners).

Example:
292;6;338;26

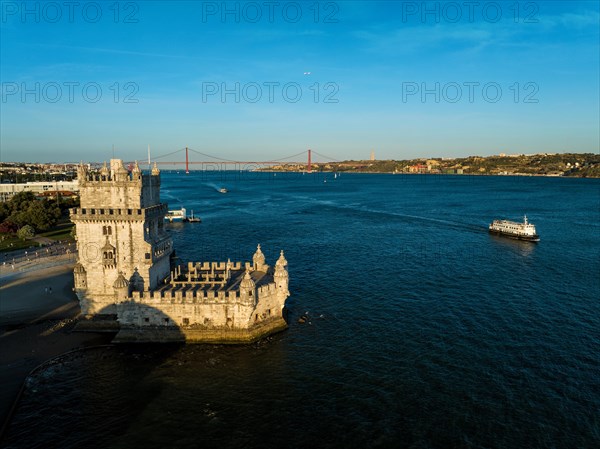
105;302;186;343
1;304;186;447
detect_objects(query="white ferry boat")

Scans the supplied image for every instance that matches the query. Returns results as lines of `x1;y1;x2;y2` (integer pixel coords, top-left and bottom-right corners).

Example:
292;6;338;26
164;208;186;222
489;215;539;242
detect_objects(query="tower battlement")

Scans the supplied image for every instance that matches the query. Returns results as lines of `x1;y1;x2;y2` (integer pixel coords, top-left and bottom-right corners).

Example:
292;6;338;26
77;159;161;183
76;159;161;210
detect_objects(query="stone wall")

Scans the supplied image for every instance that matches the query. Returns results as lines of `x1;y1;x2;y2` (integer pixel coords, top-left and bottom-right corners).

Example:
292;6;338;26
114;316;288;344
117;279;286;329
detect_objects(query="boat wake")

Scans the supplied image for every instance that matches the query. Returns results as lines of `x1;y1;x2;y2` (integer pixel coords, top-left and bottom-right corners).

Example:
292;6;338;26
161;190;183;204
312;200;487;233
204;182;228;193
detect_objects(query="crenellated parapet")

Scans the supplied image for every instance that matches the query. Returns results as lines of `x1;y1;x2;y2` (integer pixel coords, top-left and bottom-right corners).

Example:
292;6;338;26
76;159;162;210
79;172;159;187
77;160;160;186
127;288;244;304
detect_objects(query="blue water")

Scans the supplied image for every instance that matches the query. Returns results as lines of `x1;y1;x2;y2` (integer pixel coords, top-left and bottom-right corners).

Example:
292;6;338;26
3;173;600;449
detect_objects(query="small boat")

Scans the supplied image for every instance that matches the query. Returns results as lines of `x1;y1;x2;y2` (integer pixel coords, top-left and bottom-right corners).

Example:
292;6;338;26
489;215;539;242
219;188;228;193
186;210;201;223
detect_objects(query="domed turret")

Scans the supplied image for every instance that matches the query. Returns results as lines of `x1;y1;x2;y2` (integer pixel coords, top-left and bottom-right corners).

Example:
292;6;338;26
132;161;141;179
113;273;129;289
100;161;109;178
240;269;255;290
113;272;130;301
73;262;87;289
275;250;287;269
239;269;256;305
274;250;289;297
151;162;160;176
130;267;145;292
253;244;267;272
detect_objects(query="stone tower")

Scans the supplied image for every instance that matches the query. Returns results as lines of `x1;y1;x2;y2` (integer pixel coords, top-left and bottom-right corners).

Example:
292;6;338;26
70;159;173;315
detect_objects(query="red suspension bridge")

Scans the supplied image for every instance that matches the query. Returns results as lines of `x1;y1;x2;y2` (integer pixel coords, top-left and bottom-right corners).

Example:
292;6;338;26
117;148;339;174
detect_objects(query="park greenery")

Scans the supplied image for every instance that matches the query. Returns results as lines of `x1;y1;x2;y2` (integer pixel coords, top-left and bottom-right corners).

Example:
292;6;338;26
0;191;78;237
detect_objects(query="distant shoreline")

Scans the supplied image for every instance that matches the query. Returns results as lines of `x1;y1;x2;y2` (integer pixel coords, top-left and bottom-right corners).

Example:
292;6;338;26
254;170;598;178
255;153;600;178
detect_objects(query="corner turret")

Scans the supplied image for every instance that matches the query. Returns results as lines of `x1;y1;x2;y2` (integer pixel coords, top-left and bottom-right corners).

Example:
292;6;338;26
100;162;109;178
274;250;289;296
113;272;130;301
132;161;141;179
73;262;87;289
239;269;256;305
130;267;145;292
253;244;268;272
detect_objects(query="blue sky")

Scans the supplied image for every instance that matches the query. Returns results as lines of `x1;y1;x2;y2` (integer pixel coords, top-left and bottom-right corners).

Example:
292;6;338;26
1;1;599;163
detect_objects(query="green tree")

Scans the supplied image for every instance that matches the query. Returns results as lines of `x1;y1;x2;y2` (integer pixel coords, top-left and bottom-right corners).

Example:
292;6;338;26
4;195;61;231
0;202;10;223
17;224;35;240
10;210;29;228
8;191;36;214
25;200;60;231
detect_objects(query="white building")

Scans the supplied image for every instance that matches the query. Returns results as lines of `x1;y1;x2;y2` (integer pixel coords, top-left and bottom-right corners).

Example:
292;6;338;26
0;181;78;202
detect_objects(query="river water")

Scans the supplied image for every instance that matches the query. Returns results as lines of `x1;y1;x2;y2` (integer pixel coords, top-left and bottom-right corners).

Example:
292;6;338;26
3;172;599;448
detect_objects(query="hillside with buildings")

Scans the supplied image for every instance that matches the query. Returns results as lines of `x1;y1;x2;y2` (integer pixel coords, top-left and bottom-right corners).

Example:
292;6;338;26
265;153;600;177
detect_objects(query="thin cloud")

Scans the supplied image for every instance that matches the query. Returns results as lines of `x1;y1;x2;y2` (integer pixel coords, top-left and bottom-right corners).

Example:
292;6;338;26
352;9;599;55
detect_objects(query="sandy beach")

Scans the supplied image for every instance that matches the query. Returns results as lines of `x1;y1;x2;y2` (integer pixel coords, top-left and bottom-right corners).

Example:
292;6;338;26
0;256;113;430
0;258;79;327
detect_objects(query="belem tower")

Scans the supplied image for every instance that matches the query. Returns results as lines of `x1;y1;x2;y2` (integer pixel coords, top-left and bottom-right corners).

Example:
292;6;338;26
70;159;290;343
